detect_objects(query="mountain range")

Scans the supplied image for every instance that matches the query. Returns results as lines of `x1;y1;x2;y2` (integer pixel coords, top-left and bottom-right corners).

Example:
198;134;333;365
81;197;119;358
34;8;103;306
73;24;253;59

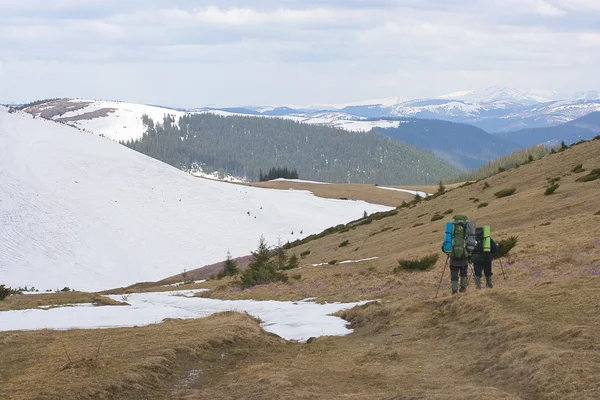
19;96;600;177
208;86;600;133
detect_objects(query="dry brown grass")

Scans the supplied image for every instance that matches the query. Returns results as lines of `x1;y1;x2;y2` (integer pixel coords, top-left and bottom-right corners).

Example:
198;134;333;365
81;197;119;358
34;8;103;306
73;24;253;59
0;312;285;400
3;140;600;399
245;181;423;207
172;277;600;400
204;140;600;303
0;291;126;311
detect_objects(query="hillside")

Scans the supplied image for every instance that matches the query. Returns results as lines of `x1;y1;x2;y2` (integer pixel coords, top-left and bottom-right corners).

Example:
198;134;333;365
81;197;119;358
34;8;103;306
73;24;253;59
22;99;407;141
124;113;461;185
496;111;600;147
23;98;600;176
182;137;600;399
1;134;599;398
22;98;186;142
373;118;520;170
0;107;390;291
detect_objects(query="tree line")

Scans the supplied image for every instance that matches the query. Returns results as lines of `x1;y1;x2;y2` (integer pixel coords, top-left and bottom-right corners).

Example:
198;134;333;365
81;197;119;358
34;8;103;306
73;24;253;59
260;167;299;181
121;113;460;185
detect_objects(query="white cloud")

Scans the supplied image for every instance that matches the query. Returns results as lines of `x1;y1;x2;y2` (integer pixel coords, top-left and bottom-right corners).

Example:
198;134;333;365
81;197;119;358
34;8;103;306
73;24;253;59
0;1;598;106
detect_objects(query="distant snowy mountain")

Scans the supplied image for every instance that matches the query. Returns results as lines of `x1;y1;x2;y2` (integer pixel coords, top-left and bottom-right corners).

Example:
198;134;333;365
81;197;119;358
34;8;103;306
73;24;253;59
438;86;562;104
0;107;390;291
339;87;600;132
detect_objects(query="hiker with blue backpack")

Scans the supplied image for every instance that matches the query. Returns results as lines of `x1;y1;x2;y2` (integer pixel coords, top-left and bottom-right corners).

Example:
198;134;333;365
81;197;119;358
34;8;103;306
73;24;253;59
441;215;477;295
471;226;499;289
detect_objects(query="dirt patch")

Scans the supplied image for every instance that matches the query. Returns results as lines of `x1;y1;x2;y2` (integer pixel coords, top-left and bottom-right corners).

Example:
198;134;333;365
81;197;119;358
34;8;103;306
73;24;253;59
25;99;91;119
245;182;416;207
56;108;117;122
162;254;254;283
24;99;117;122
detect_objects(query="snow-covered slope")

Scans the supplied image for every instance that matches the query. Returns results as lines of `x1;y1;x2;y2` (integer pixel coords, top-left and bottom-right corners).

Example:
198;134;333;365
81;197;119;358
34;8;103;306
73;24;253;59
25;99;185;142
0;108;390;291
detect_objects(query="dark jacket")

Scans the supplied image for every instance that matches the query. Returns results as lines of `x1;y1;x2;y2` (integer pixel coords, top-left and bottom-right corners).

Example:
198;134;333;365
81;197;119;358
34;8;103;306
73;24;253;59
472;238;498;265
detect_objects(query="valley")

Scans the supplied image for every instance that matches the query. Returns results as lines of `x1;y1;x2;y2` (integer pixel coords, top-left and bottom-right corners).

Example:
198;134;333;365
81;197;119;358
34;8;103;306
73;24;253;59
1;104;599;397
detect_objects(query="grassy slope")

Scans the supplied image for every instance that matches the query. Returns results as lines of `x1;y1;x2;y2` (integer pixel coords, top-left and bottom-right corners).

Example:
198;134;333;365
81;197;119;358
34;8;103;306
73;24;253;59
1;139;599;399
0;292;125;311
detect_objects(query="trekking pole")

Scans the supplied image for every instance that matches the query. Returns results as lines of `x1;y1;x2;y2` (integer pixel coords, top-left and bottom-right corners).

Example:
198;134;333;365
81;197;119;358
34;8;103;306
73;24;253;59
498;257;507;280
467;263;475;284
435;256;449;299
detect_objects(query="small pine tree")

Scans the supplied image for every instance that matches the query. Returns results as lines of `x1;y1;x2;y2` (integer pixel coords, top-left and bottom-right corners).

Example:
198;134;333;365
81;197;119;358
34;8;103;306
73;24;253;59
281;254;300;271
218;250;239;279
240;236;288;288
288;254;299;269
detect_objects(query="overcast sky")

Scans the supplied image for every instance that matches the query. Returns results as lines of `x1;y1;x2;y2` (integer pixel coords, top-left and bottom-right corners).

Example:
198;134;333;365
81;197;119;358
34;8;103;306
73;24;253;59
1;0;599;107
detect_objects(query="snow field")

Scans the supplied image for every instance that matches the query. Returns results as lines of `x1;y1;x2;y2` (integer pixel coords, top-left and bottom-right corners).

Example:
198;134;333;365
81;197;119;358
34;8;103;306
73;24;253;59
0;107;391;291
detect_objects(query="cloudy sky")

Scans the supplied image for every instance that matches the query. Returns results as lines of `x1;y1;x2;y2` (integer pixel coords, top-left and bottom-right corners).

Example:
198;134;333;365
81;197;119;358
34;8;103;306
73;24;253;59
1;0;599;107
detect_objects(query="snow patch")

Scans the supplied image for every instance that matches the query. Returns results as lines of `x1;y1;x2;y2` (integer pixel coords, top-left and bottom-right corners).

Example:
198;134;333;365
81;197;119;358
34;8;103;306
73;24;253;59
161;280;207;288
377;186;431;197
0;289;367;342
312;257;378;267
339;257;379;264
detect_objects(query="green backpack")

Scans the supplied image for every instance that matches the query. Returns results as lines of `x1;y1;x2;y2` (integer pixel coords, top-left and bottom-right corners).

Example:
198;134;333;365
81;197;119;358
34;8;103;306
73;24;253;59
450;215;476;260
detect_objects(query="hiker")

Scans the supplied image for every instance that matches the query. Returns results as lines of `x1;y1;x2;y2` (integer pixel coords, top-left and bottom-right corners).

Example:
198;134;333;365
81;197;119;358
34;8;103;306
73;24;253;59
442;215;476;294
472;227;499;289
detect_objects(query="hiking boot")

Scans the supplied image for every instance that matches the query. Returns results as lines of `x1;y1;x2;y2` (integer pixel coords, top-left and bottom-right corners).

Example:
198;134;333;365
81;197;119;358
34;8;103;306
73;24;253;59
474;276;482;289
452;290;458;295
460;277;468;292
451;280;459;294
486;276;493;288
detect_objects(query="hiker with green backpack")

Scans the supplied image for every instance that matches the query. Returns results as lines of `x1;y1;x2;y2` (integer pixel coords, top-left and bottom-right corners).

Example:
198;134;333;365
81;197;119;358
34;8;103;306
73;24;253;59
471;226;499;289
442;215;477;295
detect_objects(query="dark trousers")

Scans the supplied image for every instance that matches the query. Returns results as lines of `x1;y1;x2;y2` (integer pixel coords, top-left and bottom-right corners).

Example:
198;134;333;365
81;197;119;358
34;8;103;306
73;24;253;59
450;265;468;282
474;260;492;277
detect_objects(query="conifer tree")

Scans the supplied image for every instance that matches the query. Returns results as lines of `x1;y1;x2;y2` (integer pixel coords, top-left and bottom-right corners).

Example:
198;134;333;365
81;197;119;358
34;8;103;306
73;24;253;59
218;250;239;279
240;236;287;288
287;254;299;270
